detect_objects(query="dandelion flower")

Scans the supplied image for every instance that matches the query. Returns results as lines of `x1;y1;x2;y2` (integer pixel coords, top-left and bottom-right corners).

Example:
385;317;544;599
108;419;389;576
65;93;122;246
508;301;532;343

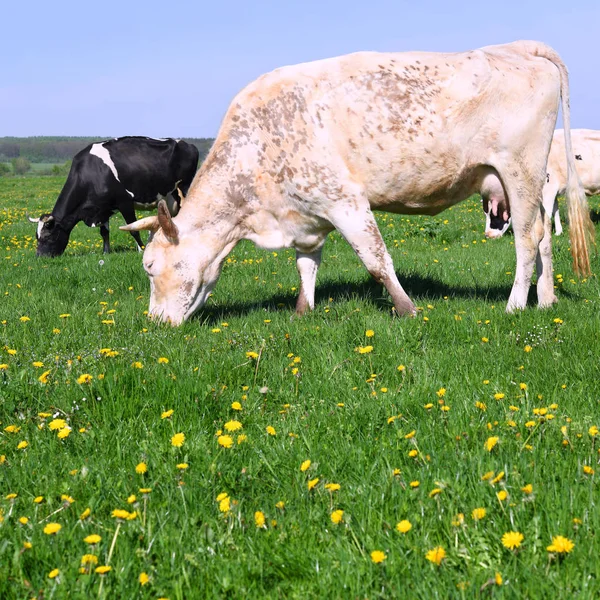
589;426;599;437
425;546;446;566
139;572;149;585
81;554;98;565
370;550;386;564
127;495;137;504
254;511;266;528
218;435;233;448
502;531;524;550
161;409;174;419
308;478;319;491
76;374;92;384
547;535;574;554
429;488;442;498
356;345;373;354
266;426;276;436
171;432;185;447
583;465;594;475
95;566;112;574
300;459;311;472
404;430;416;439
157;357;169;364
57;427;71;439
19;516;28;525
17;440;28;449
497;490;508;501
49;419;66;431
38;370;51;384
231;402;242;411
365;329;375;337
224;420;242;432
34;496;44;504
472;508;486;521
48;569;59;579
485;436;499;452
246;351;259;359
409;481;420;488
396;519;412;533
135;462;147;474
521;484;533;494
177;463;189;470
84;534;102;544
331;510;344;524
43;523;61;535
80;508;91;520
219;497;231;513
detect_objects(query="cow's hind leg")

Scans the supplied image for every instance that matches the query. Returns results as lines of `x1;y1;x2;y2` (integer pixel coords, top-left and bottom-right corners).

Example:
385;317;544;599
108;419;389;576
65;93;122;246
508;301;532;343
331;204;416;316
536;201;557;308
295;248;322;315
503;169;547;312
100;221;110;254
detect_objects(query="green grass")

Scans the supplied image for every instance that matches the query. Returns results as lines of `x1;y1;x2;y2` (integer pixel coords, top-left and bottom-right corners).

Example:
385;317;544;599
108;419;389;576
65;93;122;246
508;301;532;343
1;175;600;599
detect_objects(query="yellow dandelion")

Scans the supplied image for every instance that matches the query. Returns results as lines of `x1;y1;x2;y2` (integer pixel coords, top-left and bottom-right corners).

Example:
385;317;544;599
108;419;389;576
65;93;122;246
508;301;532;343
308;478;319;491
365;329;375;337
95;566;112;574
177;463;189;470
48;569;59;579
472;508;486;521
76;374;92;384
157;357;169;364
266;426;276;436
38;370;52;384
502;531;524;550
485;436;499;452
84;534;101;544
135;462;147;474
80;508;91;520
161;409;174;419
171;432;185;447
396;519;412;533
231;401;242;411
300;459;311;472
521;484;533;494
497;490;508;501
254;511;266;528
224;420;242;432
547;535;574;554
425;546;446;566
43;523;61;535
370;550;387;564
139;572;149;586
218;435;233;448
356;345;373;354
324;483;340;492
17;440;28;449
409;480;420;489
331;510;344;524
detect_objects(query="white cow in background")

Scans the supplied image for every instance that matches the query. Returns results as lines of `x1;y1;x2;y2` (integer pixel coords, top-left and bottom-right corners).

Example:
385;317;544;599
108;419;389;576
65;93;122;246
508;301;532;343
484;129;600;238
122;41;594;326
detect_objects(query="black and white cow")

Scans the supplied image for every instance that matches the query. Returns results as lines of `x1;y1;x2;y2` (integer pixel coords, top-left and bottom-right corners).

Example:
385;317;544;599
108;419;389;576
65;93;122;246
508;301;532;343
29;136;199;257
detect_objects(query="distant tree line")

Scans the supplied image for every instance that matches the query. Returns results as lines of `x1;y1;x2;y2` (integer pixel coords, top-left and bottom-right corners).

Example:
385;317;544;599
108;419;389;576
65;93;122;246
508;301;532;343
0;136;214;165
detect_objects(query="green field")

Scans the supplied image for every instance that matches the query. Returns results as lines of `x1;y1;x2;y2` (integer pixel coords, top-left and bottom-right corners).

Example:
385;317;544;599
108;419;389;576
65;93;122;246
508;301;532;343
1;176;599;598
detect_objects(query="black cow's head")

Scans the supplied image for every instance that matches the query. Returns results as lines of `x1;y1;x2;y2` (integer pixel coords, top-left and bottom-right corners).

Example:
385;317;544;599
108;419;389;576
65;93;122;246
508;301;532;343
28;214;70;257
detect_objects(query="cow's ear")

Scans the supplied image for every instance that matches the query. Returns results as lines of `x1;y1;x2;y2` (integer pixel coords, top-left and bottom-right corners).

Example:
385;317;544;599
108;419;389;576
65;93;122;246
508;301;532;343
120;216;159;232
157;200;178;241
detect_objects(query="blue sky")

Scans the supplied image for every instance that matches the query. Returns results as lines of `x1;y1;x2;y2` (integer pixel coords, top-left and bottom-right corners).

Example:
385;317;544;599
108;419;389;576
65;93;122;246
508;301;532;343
3;0;599;137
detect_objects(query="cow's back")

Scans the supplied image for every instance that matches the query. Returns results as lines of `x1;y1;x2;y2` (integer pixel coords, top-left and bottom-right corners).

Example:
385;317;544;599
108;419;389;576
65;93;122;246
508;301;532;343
215;42;562;216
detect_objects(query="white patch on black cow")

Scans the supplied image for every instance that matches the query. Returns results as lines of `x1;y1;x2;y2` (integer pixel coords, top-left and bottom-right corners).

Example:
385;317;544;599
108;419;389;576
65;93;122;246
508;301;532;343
89;143;121;183
37;221;44;238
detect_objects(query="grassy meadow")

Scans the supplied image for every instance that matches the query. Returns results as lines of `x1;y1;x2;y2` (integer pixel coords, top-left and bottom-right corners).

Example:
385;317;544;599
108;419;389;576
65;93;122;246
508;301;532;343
1;175;600;598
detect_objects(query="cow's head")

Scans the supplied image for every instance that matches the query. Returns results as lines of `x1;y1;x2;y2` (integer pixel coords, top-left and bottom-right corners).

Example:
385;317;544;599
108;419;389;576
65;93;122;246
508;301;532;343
482;197;511;238
120;200;235;325
28;214;70;257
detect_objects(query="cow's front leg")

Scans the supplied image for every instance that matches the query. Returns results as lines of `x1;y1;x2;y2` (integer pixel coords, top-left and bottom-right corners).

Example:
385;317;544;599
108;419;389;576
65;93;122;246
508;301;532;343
100;221;110;253
295;248;322;315
331;205;416;316
119;205;145;251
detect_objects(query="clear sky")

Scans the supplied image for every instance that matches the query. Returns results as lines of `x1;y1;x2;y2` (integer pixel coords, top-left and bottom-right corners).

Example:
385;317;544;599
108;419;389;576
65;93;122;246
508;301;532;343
3;0;599;137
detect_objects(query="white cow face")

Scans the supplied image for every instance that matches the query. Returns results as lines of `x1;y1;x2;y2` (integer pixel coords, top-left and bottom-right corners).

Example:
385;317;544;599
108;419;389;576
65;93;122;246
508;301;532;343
121;201;232;325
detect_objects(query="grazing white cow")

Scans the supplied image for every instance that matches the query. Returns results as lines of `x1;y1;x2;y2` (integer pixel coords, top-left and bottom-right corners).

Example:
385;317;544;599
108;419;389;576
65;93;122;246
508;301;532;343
484;128;600;238
122;41;594;326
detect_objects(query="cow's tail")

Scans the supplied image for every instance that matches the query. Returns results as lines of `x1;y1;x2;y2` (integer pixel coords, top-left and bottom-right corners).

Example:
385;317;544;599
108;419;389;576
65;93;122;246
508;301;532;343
529;43;595;276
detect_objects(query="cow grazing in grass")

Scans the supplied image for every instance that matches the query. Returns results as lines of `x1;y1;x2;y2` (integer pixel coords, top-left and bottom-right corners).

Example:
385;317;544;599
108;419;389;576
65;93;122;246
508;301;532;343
29;137;199;257
122;41;594;326
483;128;600;238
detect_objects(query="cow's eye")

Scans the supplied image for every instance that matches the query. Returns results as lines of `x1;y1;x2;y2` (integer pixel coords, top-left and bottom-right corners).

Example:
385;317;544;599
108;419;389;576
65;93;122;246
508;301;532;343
144;261;154;275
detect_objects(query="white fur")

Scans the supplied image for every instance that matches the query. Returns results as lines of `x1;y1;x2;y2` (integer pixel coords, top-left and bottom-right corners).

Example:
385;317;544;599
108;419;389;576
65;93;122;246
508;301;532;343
89;143;121;183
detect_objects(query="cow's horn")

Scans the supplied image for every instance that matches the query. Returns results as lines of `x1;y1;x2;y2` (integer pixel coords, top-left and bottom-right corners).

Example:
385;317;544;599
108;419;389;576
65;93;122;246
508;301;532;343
28;215;40;223
157;199;178;240
120;216;159;232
